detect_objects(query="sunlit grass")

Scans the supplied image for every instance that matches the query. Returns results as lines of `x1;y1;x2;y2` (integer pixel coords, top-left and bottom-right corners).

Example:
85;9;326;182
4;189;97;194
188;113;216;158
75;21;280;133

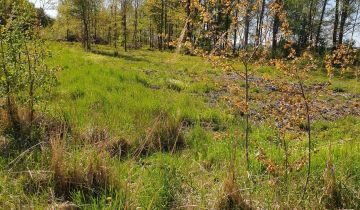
1;42;359;209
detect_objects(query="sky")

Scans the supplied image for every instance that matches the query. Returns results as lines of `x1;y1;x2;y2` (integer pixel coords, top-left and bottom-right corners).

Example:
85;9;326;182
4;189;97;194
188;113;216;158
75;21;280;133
29;0;58;18
28;0;359;46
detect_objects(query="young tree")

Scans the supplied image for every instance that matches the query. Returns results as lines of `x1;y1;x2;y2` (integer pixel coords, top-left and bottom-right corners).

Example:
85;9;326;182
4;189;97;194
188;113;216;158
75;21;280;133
0;0;57;133
75;0;92;50
65;0;103;51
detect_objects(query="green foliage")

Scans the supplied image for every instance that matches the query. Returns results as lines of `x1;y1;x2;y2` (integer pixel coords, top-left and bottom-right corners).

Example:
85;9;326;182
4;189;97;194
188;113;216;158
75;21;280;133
0;11;59;210
0;1;57;129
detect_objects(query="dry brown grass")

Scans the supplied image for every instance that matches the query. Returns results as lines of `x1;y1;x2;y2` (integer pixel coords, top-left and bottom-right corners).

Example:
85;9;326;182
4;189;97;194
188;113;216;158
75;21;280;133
216;172;251;210
0;135;8;148
75;126;131;158
48;201;79;210
0;104;69;143
21;170;53;195
101;138;131;158
77;126;110;143
50;138;116;199
32;112;70;140
0;102;16;130
321;157;343;209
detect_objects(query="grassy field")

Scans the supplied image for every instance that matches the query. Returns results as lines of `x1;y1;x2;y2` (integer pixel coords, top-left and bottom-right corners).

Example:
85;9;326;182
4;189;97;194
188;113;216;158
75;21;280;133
0;42;359;209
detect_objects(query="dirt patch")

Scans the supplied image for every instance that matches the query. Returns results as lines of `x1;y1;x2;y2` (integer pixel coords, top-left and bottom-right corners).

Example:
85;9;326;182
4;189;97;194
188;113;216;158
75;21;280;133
202;70;360;125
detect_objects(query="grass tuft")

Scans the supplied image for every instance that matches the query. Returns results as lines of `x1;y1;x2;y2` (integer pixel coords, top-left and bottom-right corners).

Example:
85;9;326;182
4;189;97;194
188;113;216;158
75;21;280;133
51;138;116;199
134;110;185;157
216;173;251;210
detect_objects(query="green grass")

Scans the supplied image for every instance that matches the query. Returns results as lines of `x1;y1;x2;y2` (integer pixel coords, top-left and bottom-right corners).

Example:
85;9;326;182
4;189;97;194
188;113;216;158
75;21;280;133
1;42;359;209
47;43;224;139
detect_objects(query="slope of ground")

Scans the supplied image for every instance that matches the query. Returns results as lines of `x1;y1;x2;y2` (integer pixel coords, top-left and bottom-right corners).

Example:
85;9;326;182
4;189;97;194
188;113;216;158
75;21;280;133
0;42;359;209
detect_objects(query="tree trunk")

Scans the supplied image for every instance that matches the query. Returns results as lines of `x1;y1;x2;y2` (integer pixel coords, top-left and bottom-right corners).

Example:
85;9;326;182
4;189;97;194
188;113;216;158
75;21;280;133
255;0;266;46
308;0;314;45
150;20;153;48
66;29;70;41
350;2;360;42
159;0;165;50
299;16;308;48
82;1;91;52
122;0;127;52
333;0;340;49
93;15;97;41
338;0;350;45
25;44;34;124
0;39;20;133
114;2;118;49
81;0;91;51
164;0;168;49
133;0;139;48
244;0;251;47
83;18;91;51
315;0;328;47
233;27;237;54
168;23;172;48
233;0;239;54
272;0;281;57
186;0;191;42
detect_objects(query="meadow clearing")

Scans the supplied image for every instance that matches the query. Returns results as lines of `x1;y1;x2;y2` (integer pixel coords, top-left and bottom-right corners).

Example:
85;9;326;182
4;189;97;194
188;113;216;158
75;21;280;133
1;42;359;209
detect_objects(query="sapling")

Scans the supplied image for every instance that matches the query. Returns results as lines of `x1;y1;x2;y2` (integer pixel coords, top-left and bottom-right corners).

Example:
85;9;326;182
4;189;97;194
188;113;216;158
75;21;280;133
0;1;57;136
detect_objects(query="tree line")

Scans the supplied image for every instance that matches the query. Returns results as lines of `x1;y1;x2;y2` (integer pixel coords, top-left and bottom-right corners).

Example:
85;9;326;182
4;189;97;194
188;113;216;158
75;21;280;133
48;0;360;56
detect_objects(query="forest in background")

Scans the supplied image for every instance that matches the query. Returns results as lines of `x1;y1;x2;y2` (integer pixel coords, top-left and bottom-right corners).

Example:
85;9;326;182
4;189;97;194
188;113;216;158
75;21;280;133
0;0;360;209
45;0;360;55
